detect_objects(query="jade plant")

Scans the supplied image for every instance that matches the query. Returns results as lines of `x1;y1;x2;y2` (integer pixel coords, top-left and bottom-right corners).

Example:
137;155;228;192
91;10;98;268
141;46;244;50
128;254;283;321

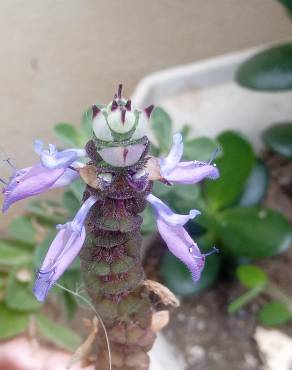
1;85;219;370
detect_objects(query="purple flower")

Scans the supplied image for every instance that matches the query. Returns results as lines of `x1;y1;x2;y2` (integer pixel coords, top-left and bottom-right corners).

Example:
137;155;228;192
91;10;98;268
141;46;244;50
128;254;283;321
33;195;97;302
159;133;219;184
34;140;86;169
2;164;80;212
147;194;217;282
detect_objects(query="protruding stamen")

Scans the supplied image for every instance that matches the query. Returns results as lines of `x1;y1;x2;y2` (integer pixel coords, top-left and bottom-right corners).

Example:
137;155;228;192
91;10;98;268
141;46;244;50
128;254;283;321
204;246;219;257
117;84;123;99
3;158;16;170
121;109;126;124
111;100;118;111
92;105;100;119
208;147;220;165
0;178;7;185
125;99;131;111
144;104;154;118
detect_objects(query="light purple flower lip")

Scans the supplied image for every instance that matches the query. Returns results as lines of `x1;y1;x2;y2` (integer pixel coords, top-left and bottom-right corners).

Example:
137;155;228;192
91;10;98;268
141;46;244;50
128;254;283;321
147;193;218;282
34;140;86;169
159;133;220;184
1;141;86;212
146;193;200;226
2;164;80;213
33;195;97;302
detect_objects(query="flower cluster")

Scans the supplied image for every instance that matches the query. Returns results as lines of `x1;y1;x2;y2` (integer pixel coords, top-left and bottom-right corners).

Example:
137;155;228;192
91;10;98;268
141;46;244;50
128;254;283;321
1;127;219;301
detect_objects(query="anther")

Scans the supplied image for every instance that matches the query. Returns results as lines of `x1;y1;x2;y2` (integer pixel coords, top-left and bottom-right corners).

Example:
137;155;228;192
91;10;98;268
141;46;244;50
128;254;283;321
204;246;219;257
144;104;154;118
111;100;118;111
208;147;220;165
125;99;131;111
92;105;100;119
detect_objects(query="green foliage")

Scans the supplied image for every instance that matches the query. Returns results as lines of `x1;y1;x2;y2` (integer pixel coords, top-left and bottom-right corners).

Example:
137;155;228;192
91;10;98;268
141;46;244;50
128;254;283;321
236;265;267;289
262;123;292;159
229;264;292;327
217;207;292;258
54;123;81;147
8;216;37;245
237;159;269;206
258;301;291;326
0;303;29;340
150;107;172;154
236;43;292;91
205;131;255;211
5;266;41;311
276;0;292;11
36;314;82;351
0;241;31;267
183;137;219;162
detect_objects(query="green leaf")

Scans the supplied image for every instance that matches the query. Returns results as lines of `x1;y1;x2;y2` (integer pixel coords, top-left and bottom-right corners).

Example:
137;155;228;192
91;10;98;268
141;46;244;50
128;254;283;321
81;106;93;142
217;207;292;258
0;241;31;267
258;301;291;326
236;43;292;91
62;291;78;320
237;159;269;206
141;206;156;235
262;123;292;159
54;123;80;147
0;302;29;339
181;124;191;140
276;0;292;11
151;107;172;153
152;181;172;198
237;264;268;289
62;190;81;215
69;179;86;202
26;199;67;225
205;131;255;211
5;266;41;311
184;137;219;162
36;314;82;351
160;251;220;296
9;216;36;245
228;286;263;314
33;231;56;268
169;184;201;213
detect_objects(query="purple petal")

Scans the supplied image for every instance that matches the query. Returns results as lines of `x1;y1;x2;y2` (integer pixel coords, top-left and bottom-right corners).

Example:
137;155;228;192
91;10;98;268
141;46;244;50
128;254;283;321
33;196;97;302
159;133;183;176
51;168;80;189
34;140;86;169
157;219;205;281
146;193;200;226
2;164;65;212
2;163;80;212
164;161;219;184
33;227;86;302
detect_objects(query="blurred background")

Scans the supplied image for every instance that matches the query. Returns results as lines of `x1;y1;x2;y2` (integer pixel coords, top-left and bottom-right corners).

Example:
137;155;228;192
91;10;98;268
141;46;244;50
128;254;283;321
0;0;291;226
1;1;292;370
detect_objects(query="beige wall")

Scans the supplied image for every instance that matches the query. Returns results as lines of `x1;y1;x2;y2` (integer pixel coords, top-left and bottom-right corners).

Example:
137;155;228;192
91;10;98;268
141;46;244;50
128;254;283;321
0;0;291;227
